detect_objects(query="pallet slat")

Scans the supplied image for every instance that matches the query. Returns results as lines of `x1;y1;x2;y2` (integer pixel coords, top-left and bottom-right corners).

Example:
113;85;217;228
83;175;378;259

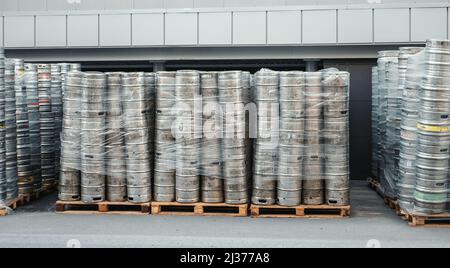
405;213;450;227
250;204;351;218
0;197;21;216
55;200;151;215
151;202;248;217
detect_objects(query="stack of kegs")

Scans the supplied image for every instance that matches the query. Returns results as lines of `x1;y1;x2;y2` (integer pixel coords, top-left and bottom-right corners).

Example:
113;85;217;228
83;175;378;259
174;70;201;203
105;72;127;202
200;72;223;203
14;59;33;194
219;71;250;204
323;70;350;206
59;71;83;201
252;69;279;205
0;49;6;206
414;40;450;214
277;71;305;206
397;47;425;210
5;59;18;200
122;73;151;203
25;64;41;191
80;72;106;203
51;64;63;178
377;51;400;197
154;72;176;202
302;72;324;205
371;67;379;178
38;64;56;189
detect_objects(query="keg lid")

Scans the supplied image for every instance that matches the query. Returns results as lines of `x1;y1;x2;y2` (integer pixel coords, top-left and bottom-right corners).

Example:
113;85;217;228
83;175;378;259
378;50;400;58
427;39;450;50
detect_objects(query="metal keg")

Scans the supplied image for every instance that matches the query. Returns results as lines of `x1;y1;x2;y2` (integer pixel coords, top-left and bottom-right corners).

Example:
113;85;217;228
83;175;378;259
200;72;223;203
252;69;279;205
276;71;305;206
25;64;42;191
174;70;201;203
80;72;106;203
413;39;450;214
104;72;127;202
122;72;151;203
59;71;83;201
5;59;18;200
219;71;249;204
11;59;33;194
50;64;63;179
377;50;400;198
154;71;176;202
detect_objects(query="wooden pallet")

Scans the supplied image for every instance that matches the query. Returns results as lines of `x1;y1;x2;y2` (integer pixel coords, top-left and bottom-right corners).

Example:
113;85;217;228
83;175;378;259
0;197;20;216
404;212;450;227
55;200;151;215
250;204;351;218
151;202;248;217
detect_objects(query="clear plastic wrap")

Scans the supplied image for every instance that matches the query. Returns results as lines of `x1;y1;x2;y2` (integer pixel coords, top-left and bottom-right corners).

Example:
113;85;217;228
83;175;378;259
252;68;350;206
57;68;349;206
0;48;5;208
375;40;450;215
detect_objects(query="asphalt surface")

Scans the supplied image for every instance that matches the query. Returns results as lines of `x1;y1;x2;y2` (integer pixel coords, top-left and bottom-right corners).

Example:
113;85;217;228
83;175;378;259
0;181;449;248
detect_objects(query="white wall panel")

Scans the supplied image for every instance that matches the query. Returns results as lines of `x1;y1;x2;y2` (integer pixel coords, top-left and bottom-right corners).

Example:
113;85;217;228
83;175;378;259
411;8;447;42
233;12;266;45
100;14;131;46
165;13;198;45
303;10;336;44
374;8;410;43
0;19;3;47
132;13;164;46
267;11;301;45
68;15;99;47
18;0;46;11
36;15;66;47
4;16;35;48
338;9;372;43
199;12;232;45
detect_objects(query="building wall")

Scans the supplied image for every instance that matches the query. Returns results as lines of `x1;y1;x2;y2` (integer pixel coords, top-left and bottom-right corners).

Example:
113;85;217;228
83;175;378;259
1;0;449;11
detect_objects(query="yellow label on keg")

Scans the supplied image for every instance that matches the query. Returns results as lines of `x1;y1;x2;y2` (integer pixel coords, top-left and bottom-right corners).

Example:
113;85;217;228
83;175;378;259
417;123;449;133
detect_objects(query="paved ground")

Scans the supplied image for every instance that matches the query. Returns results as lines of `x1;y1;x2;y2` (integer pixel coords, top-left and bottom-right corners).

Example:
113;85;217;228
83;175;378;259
0;181;449;248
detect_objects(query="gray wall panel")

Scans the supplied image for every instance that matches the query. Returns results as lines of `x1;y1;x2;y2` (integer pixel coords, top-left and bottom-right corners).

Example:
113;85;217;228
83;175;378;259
105;0;133;10
165;13;198;45
267;11;301;45
194;0;224;8
67;15;99;47
100;14;131;47
165;0;194;8
77;0;105;11
303;10;337;44
18;0;46;11
233;11;266;45
0;18;3;47
338;9;373;43
4;15;35;48
411;7;447;42
374;8;410;43
132;13;164;46
199;12;232;45
133;0;164;9
36;15;66;47
2;0;19;12
46;0;74;11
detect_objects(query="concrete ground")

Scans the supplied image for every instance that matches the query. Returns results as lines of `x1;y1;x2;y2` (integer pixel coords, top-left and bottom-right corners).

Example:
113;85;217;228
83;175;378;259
0;181;449;248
